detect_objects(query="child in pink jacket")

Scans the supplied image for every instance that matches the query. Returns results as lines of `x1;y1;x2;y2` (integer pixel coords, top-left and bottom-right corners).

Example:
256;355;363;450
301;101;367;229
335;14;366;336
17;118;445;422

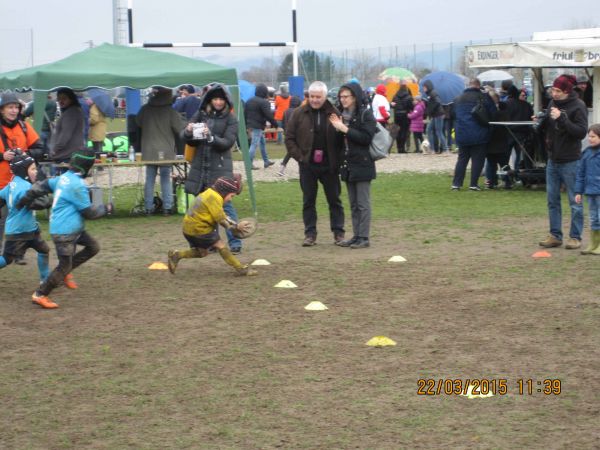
408;95;426;153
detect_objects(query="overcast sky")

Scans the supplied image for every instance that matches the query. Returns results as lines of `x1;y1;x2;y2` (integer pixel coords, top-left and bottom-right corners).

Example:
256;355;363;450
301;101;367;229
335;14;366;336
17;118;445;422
1;0;599;72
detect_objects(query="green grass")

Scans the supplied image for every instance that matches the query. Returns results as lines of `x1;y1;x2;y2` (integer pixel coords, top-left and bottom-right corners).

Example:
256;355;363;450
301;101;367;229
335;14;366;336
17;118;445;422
4;169;599;449
81;172;549;226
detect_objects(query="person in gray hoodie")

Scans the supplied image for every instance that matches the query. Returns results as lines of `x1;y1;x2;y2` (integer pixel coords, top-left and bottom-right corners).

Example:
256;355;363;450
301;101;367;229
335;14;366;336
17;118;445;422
136;87;186;215
50;88;85;168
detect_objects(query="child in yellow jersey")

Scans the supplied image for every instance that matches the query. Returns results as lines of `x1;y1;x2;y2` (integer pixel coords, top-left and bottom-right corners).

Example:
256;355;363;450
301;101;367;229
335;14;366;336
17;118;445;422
167;176;256;276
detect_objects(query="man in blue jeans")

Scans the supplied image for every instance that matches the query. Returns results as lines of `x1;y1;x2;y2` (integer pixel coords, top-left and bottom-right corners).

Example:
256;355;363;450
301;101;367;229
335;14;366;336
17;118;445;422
422;80;448;154
537;74;588;249
244;83;277;170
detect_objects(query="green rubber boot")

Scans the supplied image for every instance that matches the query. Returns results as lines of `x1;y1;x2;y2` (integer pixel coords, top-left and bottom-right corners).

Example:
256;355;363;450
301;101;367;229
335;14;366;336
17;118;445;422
582;230;600;254
590;230;600;255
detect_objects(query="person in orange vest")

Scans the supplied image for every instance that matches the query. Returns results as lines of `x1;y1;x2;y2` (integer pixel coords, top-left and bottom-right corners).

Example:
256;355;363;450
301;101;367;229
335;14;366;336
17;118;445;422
274;86;291;144
0;92;44;264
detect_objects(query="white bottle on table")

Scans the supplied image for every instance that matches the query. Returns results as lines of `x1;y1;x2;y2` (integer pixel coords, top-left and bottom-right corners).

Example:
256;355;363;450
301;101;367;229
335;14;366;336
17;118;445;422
129;145;135;162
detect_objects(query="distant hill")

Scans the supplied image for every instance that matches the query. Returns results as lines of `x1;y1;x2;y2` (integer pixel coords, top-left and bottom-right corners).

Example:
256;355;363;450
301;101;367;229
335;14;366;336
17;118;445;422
193;45;465;79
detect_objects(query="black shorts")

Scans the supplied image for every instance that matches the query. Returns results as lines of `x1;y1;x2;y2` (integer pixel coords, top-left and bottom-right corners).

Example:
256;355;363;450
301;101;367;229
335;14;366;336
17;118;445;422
183;230;220;249
3;231;50;258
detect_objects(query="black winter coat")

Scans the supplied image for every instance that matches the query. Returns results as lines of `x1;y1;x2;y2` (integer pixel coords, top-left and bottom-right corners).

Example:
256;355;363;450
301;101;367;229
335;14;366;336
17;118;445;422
540;92;588;163
244;84;277;129
183;84;239;195
392;89;413;119
487;106;511;156
338;83;377;183
506;98;534;139
423;80;444;118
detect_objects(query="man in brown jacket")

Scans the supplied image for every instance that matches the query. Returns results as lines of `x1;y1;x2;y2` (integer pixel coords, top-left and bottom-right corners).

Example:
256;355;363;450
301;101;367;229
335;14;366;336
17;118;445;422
284;81;345;247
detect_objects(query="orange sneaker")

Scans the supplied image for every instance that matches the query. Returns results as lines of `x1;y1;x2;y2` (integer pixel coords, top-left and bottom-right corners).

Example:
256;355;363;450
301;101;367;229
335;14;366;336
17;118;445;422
32;292;58;309
64;274;78;290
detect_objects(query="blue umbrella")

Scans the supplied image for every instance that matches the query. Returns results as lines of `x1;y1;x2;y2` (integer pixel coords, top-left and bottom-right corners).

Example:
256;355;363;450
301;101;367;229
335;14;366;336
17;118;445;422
419;71;467;105
88;88;116;118
238;80;256;103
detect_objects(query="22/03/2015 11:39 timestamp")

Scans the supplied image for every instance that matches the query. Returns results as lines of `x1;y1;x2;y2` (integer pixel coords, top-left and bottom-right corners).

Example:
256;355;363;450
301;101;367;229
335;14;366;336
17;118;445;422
416;378;562;396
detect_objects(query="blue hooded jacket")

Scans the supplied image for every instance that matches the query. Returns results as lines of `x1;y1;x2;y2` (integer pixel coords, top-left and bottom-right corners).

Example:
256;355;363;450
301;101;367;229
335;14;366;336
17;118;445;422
453;88;496;147
0;176;40;236
575;146;600;195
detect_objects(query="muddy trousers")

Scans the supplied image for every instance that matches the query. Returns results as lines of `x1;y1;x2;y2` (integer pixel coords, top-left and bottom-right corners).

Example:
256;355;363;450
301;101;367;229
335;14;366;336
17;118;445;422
38;231;100;296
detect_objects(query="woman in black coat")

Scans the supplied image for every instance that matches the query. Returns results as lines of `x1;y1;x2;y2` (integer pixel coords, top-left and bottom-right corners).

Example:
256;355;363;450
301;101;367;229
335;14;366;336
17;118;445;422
485;91;512;189
182;83;242;253
391;83;413;153
329;82;377;248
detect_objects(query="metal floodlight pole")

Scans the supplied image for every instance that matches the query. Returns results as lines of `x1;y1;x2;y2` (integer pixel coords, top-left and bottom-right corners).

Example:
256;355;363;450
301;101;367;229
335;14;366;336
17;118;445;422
292;0;298;76
127;0;133;44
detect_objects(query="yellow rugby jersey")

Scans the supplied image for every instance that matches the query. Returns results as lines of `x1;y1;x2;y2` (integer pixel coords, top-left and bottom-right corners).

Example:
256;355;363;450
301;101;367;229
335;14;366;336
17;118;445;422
182;188;227;236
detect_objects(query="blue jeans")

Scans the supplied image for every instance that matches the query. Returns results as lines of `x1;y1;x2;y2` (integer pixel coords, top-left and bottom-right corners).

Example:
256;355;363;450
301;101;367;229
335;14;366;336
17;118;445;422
249;128;269;164
427;116;447;152
444;117;454;149
276;120;284;144
223;200;241;249
546;160;583;240
145;165;173;212
587;195;600;231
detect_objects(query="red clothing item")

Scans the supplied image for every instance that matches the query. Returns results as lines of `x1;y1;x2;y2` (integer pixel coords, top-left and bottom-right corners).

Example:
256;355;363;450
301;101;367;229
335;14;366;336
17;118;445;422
274;95;291;121
378;106;390;121
0;122;38;188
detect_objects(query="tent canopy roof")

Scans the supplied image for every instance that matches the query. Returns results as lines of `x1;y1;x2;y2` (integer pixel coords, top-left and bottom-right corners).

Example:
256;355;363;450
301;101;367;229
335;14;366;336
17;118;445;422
0;43;238;91
466;28;600;69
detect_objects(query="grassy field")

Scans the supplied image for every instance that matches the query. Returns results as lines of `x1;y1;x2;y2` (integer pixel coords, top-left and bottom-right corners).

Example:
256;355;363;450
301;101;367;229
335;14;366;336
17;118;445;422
1;173;599;449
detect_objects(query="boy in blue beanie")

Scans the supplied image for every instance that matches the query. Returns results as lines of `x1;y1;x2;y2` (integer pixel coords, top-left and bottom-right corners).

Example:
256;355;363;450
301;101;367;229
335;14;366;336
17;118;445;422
0;152;52;302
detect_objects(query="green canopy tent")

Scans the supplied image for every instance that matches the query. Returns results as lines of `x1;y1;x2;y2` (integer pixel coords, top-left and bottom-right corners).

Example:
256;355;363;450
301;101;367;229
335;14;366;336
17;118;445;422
0;43;256;212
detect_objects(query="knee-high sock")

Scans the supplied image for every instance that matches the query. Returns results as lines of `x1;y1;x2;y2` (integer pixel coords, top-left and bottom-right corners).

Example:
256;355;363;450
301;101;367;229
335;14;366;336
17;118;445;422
37;253;50;282
218;248;243;269
179;248;208;259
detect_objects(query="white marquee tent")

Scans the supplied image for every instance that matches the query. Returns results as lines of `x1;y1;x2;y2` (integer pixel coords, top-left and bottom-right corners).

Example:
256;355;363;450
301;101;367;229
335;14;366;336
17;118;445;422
466;28;600;121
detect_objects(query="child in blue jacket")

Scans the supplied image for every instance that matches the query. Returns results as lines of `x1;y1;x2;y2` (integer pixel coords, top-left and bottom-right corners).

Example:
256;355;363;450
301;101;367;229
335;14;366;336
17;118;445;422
0;152;52;295
575;123;600;255
17;149;112;308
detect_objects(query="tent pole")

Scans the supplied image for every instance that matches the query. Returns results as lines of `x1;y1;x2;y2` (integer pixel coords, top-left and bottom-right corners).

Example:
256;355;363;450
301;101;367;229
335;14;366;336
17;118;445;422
32;90;46;136
532;68;543;114
593;67;600;124
231;85;256;215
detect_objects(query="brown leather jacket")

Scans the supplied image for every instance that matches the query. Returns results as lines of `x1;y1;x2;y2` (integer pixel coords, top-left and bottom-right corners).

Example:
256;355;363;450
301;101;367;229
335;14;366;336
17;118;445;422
284;100;343;171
